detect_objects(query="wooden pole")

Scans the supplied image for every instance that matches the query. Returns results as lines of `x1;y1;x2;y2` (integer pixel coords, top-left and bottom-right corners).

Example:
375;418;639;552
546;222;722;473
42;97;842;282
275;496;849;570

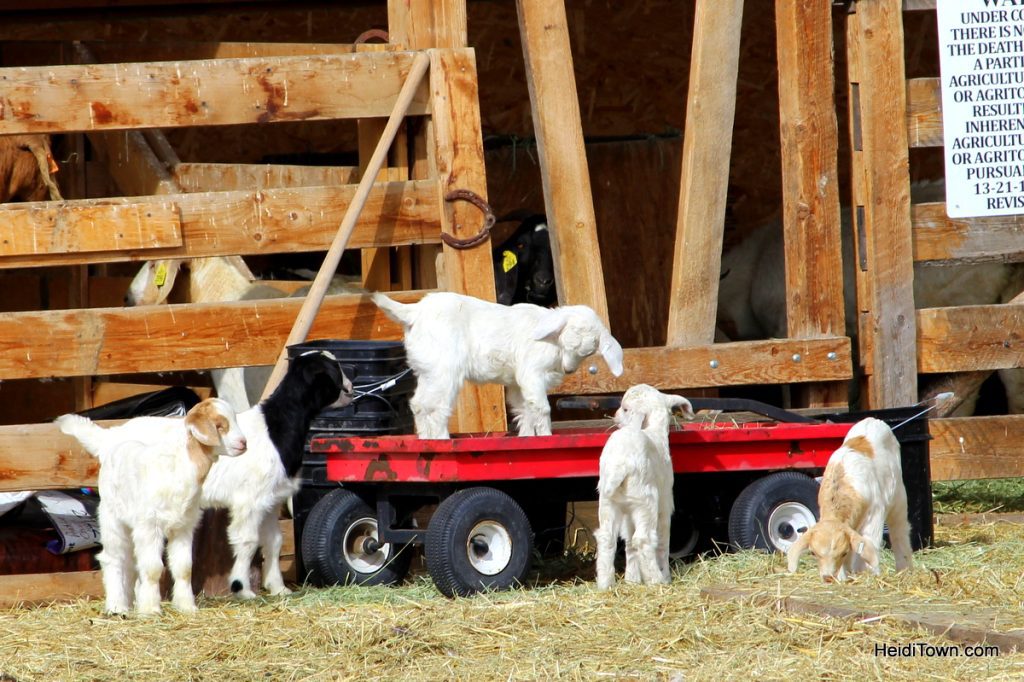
260;51;431;399
516;0;609;323
666;0;744;346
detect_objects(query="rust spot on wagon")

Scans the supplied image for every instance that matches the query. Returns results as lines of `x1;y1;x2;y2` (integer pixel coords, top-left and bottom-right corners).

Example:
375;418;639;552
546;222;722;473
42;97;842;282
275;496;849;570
366;457;398;481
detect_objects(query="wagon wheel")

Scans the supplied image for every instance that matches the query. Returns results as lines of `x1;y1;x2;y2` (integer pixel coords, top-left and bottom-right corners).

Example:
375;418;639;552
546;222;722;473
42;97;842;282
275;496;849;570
425;487;533;598
300;489;412;587
728;472;820;554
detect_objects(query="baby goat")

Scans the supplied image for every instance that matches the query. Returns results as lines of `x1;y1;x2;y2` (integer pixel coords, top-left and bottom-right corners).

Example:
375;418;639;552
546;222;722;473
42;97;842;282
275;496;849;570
787;417;913;582
595;384;694;590
56;398;247;615
372;291;624;438
201;350;352;598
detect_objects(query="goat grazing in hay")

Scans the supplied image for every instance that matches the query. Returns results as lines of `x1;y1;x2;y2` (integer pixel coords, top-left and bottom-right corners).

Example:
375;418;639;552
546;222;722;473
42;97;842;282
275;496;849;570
1;134;63;203
786;417;914;583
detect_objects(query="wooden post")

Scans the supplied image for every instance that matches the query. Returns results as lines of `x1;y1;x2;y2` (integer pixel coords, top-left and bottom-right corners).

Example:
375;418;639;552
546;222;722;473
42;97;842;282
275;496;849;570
666;0;744;346
429;48;508;434
776;0;846;408
846;0;917;409
515;0;609;323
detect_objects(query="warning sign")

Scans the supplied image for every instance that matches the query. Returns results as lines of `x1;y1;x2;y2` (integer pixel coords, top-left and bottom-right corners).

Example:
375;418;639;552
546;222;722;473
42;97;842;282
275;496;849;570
936;0;1024;217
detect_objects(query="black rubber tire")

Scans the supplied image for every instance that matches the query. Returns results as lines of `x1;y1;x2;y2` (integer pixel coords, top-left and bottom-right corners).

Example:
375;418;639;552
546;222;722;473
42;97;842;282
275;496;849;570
728;472;820;553
300;488;412;587
425;487;533;598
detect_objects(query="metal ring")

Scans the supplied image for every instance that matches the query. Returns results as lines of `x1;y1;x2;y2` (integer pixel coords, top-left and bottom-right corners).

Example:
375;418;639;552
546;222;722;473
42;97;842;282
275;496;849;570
441;189;497;249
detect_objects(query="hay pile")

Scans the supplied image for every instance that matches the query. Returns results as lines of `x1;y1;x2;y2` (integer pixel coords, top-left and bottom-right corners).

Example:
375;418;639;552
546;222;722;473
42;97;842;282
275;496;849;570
3;522;1024;681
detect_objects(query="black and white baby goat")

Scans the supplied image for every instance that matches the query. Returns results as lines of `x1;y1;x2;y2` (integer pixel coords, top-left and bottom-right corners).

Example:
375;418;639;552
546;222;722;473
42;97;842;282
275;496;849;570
201;350;352;597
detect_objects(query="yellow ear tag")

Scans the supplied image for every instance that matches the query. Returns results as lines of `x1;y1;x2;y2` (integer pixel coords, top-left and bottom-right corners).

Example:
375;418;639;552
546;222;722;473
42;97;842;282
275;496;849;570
502;250;518;273
154;263;168;287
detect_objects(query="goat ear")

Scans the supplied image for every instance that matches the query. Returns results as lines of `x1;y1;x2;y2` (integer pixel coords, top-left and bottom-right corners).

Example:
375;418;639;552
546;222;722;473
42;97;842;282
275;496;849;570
664;394;695;420
186;413;221;447
532;309;569;341
152;260;183;304
847;529;879;569
786;529;812;573
599;330;624;376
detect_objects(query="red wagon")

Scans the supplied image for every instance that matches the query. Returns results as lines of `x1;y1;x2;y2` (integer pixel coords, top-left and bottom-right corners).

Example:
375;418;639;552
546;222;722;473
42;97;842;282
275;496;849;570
299;402;932;597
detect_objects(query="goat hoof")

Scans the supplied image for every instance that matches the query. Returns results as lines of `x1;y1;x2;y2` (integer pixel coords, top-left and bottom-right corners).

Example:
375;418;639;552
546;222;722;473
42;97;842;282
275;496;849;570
266;585;292;597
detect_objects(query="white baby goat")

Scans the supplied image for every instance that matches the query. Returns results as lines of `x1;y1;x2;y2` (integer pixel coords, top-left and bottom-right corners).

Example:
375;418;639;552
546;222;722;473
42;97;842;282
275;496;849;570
56;398;247;615
787;417;913;582
595;384;694;590
372;291;624;438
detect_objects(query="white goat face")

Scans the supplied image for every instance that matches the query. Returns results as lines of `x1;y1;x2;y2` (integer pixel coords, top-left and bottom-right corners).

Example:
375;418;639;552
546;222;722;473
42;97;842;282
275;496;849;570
125;260;183;306
618;384;696;428
793;520;877;583
185;397;248;457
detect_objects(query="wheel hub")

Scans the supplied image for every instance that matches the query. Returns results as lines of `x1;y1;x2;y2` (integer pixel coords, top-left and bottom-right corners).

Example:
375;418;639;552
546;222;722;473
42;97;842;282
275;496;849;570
466;520;513;576
342;516;391;574
767;502;817;552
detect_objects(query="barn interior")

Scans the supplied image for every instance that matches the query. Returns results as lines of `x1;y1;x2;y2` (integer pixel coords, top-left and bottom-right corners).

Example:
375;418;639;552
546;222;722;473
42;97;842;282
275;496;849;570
1;0;1022;603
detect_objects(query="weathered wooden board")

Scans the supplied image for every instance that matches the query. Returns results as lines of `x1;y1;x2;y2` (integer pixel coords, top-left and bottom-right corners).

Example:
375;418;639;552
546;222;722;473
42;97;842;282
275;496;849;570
0;570;103;608
516;0;608;321
0;51;429;135
88;130;179;197
775;0;845;408
0;290;425;381
0;201;181;257
912;204;1024;264
87;41;391;64
930;415;1024;480
702;585;1024;652
429;48;507;435
846;0;918;409
556;337;852;394
0;180;441;268
906;77;941;148
0;422;103;492
173;163;359;192
667;0;744;346
915;304;1024;374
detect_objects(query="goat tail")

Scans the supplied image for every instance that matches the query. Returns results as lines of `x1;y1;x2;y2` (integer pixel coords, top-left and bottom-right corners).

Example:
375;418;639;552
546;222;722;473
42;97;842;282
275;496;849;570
370;291;415;327
54;413;107;457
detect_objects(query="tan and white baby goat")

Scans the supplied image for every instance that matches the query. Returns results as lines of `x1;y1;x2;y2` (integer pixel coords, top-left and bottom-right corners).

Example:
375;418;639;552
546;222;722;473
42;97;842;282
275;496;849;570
57;398;247;615
787;417;913;582
595;384;694;590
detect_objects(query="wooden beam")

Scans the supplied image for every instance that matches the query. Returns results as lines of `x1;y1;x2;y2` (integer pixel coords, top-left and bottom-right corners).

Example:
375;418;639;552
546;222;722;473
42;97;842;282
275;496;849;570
0;52;429;135
775;0;846;408
173;163;359;193
0;571;104;608
429;48;507;435
667;0;745;346
0;291;426;382
930;415;1024;481
86;41;392;64
0;422;102;491
516;0;608;320
88;130;180;196
389;0;468;50
846;0;918;408
906;77;942;148
916;304;1024;374
556;337;852;394
0;201;181;257
912;203;1024;264
0;180;441;268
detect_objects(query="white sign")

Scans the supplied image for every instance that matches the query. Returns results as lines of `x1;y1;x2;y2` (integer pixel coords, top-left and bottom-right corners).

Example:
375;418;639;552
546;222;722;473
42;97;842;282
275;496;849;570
936;0;1024;217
